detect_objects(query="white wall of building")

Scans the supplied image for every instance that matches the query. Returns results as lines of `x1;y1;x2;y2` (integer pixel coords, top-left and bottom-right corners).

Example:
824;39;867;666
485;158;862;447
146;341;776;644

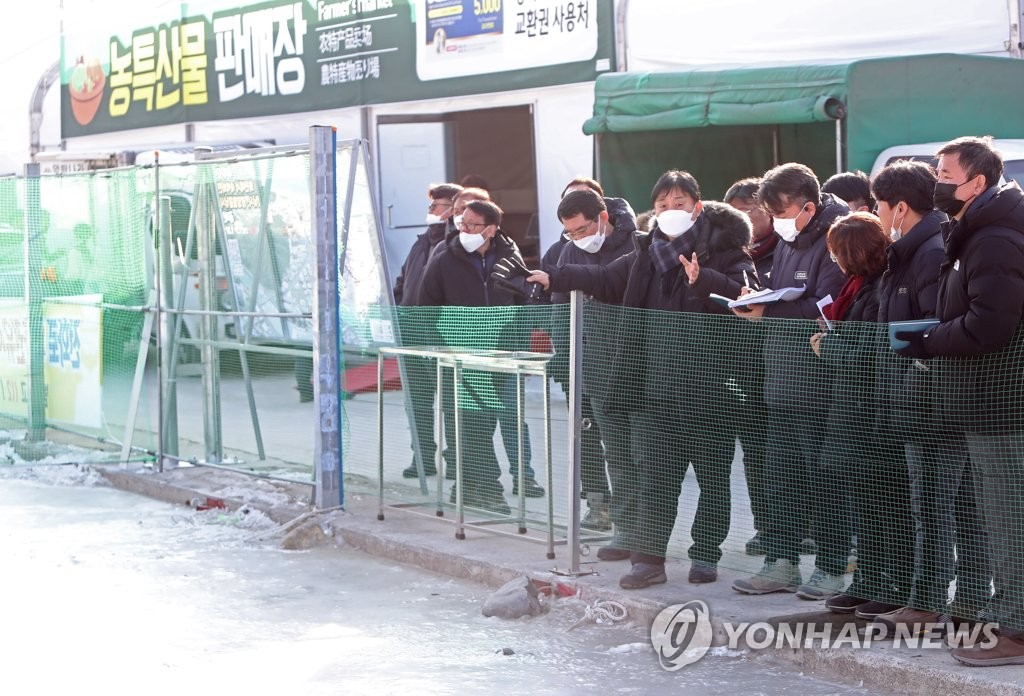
620;0;1017;71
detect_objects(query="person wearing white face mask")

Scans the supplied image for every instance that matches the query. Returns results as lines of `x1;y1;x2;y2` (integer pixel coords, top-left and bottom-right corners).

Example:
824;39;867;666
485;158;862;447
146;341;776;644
547;189;637;542
395;183;461;307
731;163;849;598
417;199;541;515
539;177;637;272
864;160;992;635
427;187;492;269
527;170;758;589
535;179;638;534
429;184;547;497
821;161;944;618
391;183;462;479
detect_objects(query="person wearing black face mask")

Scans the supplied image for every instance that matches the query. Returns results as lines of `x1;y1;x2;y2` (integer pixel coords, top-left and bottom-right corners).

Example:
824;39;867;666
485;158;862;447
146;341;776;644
891;136;1024;667
932;176;982;217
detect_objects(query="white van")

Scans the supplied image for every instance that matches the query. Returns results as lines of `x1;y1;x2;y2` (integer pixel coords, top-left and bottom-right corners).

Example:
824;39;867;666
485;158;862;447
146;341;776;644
870;139;1024;187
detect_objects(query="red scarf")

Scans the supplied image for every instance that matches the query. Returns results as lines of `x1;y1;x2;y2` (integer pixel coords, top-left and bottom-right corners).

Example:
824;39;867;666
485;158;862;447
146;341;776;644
750;233;777;263
823;275;864;321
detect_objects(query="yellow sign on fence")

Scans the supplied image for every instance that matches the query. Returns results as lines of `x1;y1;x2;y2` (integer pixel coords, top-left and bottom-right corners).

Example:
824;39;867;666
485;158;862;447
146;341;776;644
0;295;103;429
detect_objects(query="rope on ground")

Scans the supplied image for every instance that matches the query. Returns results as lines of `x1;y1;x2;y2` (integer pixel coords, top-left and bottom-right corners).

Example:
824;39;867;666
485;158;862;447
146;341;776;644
244;505;344;542
568;599;628;631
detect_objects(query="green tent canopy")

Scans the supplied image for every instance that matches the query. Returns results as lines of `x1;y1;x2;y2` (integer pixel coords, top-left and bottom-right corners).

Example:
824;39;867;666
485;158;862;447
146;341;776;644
584;53;1024;208
583;62;851;134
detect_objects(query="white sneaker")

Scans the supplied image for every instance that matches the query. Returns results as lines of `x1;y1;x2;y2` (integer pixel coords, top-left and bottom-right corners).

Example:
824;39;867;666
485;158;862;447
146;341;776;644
732;559;802;594
795;569;845;600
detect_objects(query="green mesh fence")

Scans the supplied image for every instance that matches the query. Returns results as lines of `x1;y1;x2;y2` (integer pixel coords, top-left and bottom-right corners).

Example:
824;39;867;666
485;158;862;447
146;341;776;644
146;153;320;478
0;148;323;475
367;297;999;622
0;169;156;462
0;141;392;482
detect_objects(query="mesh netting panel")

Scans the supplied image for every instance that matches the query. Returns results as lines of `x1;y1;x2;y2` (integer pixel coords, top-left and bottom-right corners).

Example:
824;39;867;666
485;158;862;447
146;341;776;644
0;169;156;462
148;154;317;478
365;297;1001;617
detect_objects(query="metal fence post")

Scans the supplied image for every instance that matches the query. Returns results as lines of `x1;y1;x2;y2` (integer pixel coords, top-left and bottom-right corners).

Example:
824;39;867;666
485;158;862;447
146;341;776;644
157;192;179;462
567;289;584;573
195;155;222;462
310;126;343;509
23;163;45;441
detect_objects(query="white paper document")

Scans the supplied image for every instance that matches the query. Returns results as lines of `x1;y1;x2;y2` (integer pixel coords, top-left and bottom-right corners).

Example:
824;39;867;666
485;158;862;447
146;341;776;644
816;294;834;330
728;285;807;308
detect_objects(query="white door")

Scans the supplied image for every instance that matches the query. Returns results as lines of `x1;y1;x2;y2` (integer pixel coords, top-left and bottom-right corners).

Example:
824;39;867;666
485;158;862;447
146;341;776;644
376;120;450;290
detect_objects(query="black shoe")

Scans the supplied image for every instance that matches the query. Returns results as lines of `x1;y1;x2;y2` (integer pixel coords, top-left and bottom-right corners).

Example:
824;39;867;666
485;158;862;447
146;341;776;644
825;593;871;614
402;461;437;479
745;532;766;556
688;561;718;584
512;478;545;498
468;487;512;516
619;562;667;590
596;546;631;561
450;483;510;515
854;600;902;620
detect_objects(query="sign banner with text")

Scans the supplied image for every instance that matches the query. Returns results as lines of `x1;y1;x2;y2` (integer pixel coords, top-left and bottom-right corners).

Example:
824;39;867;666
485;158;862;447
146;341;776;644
0;297;103;429
60;0;614;137
43;296;103;429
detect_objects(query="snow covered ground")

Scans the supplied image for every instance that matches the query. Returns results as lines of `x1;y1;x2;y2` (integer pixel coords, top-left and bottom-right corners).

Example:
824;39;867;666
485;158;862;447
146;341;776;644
0;464;886;695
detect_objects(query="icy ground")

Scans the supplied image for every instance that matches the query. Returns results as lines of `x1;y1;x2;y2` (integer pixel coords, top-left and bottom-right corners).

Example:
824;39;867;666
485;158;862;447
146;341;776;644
0;462;887;695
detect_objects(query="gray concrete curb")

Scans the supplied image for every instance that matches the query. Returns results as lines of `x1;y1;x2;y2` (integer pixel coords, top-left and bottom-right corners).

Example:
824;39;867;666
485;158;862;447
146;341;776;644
96;465;1024;696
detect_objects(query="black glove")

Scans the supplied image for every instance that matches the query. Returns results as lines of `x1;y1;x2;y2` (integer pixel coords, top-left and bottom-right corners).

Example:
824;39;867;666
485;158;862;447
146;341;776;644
893;330;931;360
492;256;532;281
493;275;548;303
491;257;546;303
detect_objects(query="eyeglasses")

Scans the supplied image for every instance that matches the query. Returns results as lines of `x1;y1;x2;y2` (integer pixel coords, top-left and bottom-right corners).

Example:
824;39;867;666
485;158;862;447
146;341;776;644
460;220;489;231
562;219;597;241
428;201;452;212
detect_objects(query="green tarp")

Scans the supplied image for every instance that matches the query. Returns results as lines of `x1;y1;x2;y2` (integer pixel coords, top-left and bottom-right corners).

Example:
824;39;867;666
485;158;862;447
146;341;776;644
583;62;852;134
585;53;1024;207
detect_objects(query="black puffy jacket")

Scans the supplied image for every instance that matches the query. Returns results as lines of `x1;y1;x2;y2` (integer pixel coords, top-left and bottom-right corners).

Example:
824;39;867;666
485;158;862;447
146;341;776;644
393;223;446;306
416;231;525;308
923;183;1024;432
546;218;635;390
875;210;946;432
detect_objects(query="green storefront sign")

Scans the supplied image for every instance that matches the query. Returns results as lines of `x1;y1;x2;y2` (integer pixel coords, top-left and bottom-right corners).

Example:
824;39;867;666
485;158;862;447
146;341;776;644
61;0;614;137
